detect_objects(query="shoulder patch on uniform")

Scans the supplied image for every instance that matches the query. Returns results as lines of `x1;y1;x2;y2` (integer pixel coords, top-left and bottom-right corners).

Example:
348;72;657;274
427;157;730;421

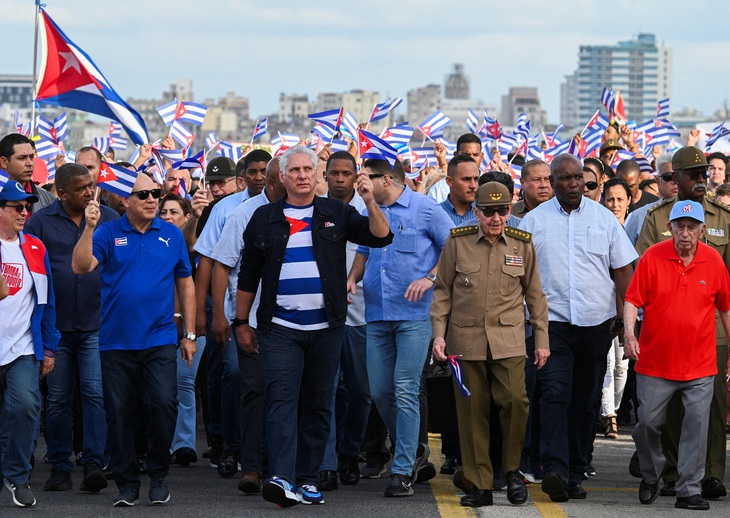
707;195;730;212
451;225;478;237
504;226;531;242
647;197;674;215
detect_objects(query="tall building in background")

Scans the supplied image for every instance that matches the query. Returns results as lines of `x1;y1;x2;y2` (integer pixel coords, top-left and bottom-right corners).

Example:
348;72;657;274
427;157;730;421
500;87;548;129
444;64;469;99
563;33;672;127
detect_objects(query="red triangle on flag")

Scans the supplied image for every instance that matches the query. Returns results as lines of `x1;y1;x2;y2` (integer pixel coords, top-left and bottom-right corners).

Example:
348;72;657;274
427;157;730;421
359;132;373;154
381;129;393;139
98;162;119;183
175;103;188;120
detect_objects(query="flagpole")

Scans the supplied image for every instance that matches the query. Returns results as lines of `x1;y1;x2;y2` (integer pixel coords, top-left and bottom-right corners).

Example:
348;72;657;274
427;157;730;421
30;0;41;128
250;119;258;146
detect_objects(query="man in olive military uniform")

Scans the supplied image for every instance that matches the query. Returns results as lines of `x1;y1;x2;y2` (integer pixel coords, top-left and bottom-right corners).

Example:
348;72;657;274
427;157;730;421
431;182;550;508
636;145;730;500
511;160;553;219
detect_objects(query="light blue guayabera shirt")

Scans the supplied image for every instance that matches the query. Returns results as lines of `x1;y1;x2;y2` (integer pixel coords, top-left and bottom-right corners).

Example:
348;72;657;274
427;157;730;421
439;196;476;227
519;195;638;327
624;201;658;246
357;186;452;322
194;188;250;257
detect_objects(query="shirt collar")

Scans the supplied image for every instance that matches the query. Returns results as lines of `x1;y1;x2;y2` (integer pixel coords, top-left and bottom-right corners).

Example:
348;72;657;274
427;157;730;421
391;185;412;208
119;214;161;233
552;194;586;215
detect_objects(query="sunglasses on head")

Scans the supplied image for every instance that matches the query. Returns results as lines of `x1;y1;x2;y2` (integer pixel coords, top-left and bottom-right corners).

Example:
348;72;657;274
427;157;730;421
2;203;31;213
585;181;599;190
478;206;510;217
660;172;674;182
131;189;162;200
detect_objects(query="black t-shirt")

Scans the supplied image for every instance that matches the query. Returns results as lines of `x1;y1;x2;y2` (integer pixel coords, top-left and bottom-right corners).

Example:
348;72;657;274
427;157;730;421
629;191;659;213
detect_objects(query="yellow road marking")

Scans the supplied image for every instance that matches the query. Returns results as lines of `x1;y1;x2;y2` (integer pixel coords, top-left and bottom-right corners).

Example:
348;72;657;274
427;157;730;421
427;434;476;517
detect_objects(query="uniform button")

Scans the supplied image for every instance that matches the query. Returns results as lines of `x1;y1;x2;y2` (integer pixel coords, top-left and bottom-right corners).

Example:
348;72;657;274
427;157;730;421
488;290;492;294
489;271;493;275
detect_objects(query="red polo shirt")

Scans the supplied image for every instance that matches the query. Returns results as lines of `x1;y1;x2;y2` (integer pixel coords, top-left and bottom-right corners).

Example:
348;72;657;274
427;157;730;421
626;239;730;381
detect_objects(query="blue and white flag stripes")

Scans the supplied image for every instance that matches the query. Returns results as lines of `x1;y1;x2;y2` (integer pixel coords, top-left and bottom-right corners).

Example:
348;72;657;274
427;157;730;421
157;100;177;127
35;9;148;145
706;122;730;148
409;147;436;169
380;125;414;150
170;120;195;148
466;109;479;133
271;132;300;149
35;139;61;161
217;142;243;163
177;178;190;200
97;161;138;197
93;137;110;155
601;87;616;113
447;355;471;397
205;132;219;150
359;130;398;168
108;135;128;151
330;139;349;153
155;148;187;163
109;121;123;137
172;150;205;171
657;98;670;119
341;111;359;140
252;118;268;140
312;123;336;141
37;113;67;144
308;108;343;131
418;111;451;138
175;102;207;126
0;170;10;189
369;97;403;122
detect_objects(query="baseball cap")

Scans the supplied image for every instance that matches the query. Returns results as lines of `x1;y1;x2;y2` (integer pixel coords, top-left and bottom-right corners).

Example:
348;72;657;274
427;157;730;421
475;182;512;207
600;139;623;154
669;200;705;224
672;146;709;171
206;157;236;181
0;179;39;204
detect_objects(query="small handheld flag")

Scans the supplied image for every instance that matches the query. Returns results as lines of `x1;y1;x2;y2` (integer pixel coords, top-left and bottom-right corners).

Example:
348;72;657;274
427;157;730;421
447;355;471;397
97;161;138;197
369;97;403;123
359;130;398;168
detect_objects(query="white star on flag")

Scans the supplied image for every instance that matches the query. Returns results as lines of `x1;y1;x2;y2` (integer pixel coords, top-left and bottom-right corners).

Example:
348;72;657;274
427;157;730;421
59;51;81;73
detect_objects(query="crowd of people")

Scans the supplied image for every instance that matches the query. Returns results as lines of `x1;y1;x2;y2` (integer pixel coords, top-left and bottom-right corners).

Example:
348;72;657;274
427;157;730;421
0;122;729;511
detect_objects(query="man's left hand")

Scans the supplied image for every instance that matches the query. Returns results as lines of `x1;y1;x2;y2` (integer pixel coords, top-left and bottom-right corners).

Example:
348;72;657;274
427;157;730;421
40;356;55;378
534;349;550;369
404;277;434;302
180;338;197;368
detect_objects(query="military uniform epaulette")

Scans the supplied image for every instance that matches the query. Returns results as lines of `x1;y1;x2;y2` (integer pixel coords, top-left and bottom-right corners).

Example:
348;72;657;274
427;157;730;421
707;194;730;211
647;197;674;215
451;225;478;237
504;226;531;242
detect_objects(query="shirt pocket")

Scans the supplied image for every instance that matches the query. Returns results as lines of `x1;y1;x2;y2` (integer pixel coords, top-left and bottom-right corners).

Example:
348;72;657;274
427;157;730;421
498;309;526;349
319;227;346;259
586;227;609;256
448;312;475;353
455;262;480;294
394;228;417;254
499;264;524;296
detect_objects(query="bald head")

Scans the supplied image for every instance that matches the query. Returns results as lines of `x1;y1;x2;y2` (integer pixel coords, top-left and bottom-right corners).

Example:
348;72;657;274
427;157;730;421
134;171;155;191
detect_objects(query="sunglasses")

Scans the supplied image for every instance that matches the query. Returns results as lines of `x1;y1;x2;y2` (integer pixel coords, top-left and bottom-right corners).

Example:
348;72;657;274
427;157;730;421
131;189;162;200
478;206;510;217
368;174;386;179
660;172;674;182
585;181;599;190
3;203;31;213
679;169;708;180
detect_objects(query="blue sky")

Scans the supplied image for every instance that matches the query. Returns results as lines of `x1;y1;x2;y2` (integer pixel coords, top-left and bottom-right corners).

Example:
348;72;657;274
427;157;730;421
2;0;730;123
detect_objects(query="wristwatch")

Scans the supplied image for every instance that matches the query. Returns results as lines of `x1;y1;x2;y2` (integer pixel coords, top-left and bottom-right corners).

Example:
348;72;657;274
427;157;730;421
183;332;196;342
232;317;249;327
425;273;437;283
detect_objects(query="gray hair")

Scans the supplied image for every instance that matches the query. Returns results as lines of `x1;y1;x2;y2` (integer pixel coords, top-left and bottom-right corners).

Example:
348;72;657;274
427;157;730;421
656;152;674;173
279;146;317;175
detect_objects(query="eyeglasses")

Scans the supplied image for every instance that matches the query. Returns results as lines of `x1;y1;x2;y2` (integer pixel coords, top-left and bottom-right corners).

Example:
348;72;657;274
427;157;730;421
208;177;235;187
2;203;31;213
131;189;162;200
585;181;599;190
368;174;385;179
660;172;674;182
678;169;708;180
478;206;510;217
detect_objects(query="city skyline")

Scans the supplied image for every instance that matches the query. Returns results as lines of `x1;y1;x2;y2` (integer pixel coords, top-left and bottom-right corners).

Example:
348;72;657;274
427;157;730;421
2;1;730;125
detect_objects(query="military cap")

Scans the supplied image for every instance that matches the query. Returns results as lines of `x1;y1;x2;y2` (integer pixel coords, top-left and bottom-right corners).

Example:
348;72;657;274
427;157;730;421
206;156;237;180
475;181;512;207
672;146;709;171
600;139;623;154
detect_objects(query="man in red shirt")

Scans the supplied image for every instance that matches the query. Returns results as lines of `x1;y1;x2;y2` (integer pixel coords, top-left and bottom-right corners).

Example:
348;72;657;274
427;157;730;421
624;200;730;511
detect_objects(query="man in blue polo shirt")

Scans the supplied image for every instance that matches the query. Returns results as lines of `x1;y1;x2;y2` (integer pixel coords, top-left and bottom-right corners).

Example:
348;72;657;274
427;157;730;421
72;173;196;508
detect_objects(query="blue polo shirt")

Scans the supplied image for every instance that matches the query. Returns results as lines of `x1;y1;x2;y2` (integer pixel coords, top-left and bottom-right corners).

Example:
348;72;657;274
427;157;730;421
92;215;192;351
25;199;119;333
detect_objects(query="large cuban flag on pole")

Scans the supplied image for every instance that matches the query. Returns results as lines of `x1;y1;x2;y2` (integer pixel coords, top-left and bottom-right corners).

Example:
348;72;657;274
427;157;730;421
34;8;149;146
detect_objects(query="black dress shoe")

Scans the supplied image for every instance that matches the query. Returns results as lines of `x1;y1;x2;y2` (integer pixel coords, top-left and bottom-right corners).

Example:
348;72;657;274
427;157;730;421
660;480;677;496
541;472;569;502
338;457;360;486
629;451;642;478
318;470;338;491
506;470;527;505
569;484;587;499
453;469;473;494
639;479;659;505
460;488;493;507
440;456;459;475
701;477;727;499
675;494;710;510
172;447;198;466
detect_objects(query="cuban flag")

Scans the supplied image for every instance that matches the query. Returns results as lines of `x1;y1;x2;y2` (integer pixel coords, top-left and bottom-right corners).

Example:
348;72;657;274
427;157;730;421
93;137;110;154
438;138;456;161
409;147;436;169
175;102;207;126
176;178;192;200
37;113;67;144
109;121;123;137
485;118;503;140
172;150;205;171
657;98;670;119
635;119;655;133
45;157;57;182
359;129;398;168
544;140;571;163
418;111;451;139
218;141;243;163
466;109;479;133
447;355;471;397
252;118;268;140
170;120;195;148
706;122;730;148
271;132;300;149
35;139;61;161
582;128;604;155
108;135;128;151
149;148;169;178
312;123;336;141
526;145;545;161
330;139;349;153
644;125;672;147
157;100;177;126
308;108;344;131
601;87;616;114
156;148;187;163
666;139;683;153
35;8;148;145
341;111;359;141
0;170;10;189
369;97;403;122
205;132;219;150
380;125;414;150
97;161;138;197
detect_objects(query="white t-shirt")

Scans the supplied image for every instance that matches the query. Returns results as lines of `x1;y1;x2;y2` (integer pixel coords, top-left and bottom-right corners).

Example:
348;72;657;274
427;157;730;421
0;237;35;365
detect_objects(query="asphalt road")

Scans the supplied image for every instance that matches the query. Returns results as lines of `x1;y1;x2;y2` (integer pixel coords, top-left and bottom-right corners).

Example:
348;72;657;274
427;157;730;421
4;425;729;517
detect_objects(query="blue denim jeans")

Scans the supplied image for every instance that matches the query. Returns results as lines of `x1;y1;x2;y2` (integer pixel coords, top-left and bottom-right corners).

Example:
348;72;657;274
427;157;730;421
101;345;178;491
258;323;343;485
205;296;241;451
171;336;206;453
320;325;371;471
45;331;107;471
0;355;40;485
367;320;431;476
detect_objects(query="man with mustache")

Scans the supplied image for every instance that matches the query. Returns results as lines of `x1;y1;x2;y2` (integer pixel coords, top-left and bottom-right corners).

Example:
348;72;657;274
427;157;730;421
636;146;730;501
